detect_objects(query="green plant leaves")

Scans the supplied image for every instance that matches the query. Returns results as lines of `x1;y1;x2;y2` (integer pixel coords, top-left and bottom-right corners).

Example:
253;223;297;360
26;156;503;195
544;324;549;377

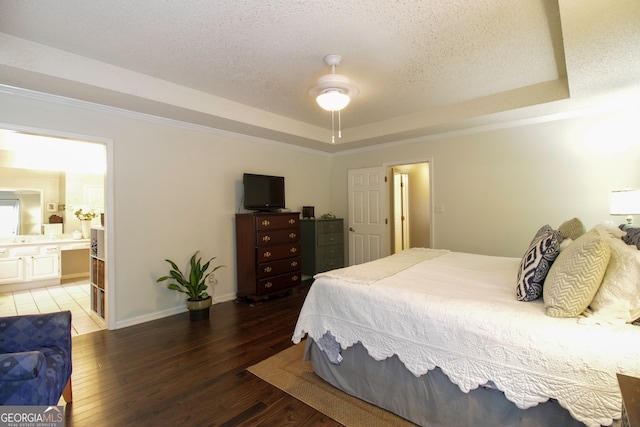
156;251;225;300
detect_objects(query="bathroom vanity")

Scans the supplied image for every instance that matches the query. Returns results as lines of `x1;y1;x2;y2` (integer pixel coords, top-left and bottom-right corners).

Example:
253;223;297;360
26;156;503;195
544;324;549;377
0;237;90;292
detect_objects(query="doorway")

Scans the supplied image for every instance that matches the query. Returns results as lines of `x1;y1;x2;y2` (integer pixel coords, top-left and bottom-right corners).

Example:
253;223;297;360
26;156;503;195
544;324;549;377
392;169;410;252
347;161;432;265
389;161;431;254
0;126;110;332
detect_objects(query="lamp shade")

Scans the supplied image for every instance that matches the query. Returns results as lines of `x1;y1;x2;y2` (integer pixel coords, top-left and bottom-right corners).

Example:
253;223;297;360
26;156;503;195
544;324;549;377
316;90;351;111
610;189;640;215
611;189;640;224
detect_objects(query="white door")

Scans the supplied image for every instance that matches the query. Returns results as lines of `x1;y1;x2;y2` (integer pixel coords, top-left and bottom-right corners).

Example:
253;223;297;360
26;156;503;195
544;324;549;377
348;167;389;265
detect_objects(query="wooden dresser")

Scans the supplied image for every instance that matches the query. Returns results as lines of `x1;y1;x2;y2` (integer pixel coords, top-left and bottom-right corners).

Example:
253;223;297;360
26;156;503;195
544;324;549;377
300;218;344;276
235;212;301;302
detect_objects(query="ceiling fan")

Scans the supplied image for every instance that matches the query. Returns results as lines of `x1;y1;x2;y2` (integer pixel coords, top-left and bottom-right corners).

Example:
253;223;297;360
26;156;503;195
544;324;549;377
309;55;359;143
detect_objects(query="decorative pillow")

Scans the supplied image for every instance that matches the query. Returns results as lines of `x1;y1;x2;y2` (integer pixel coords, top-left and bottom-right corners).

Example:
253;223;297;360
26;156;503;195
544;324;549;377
589;227;640;323
516;229;562;302
544;230;610;318
619;224;640;249
558;218;586;241
530;224;554;245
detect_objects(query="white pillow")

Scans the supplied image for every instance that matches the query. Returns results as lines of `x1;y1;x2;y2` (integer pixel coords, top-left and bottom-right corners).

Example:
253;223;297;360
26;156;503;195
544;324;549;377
588;227;640;323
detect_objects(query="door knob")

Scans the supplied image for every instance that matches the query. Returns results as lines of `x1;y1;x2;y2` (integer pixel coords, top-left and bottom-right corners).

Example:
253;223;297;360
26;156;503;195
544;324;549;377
349;227;355;232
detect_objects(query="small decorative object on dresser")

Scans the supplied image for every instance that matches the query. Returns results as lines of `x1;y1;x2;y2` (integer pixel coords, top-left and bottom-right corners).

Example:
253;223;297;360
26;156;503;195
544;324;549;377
156;251;225;320
235;212;301;303
301;218;344;276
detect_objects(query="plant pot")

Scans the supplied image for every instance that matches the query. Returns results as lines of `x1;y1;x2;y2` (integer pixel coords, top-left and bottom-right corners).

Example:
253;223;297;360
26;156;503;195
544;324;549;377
186;296;212;320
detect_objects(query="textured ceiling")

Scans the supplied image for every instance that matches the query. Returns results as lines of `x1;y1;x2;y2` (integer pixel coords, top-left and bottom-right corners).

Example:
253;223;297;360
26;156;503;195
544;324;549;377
0;0;639;152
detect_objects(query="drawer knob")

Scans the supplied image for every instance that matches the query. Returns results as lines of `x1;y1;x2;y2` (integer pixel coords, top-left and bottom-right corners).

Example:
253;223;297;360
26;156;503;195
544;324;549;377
289;232;297;239
288;219;296;224
263;251;272;258
290;247;297;253
262;235;271;242
292;275;299;281
264;267;272;273
265;282;273;288
291;261;298;267
261;220;270;227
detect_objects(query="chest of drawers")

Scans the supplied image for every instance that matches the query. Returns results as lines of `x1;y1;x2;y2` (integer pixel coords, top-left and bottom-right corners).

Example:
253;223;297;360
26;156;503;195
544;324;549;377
235;212;301;302
301;219;344;276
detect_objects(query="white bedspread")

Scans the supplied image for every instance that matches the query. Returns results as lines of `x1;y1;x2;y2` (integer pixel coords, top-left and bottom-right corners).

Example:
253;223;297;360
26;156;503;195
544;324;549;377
292;250;640;427
315;247;449;284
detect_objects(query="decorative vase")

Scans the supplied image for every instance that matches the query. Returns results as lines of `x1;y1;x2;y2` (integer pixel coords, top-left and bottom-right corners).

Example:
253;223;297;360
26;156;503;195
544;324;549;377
81;220;92;239
186;296;212;320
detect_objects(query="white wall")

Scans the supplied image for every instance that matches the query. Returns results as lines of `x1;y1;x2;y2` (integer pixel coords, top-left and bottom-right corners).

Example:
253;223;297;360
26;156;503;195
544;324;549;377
330;107;640;258
0;91;332;329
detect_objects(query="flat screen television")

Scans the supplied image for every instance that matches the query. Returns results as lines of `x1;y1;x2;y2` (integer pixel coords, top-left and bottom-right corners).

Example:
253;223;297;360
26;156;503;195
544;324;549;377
243;173;285;211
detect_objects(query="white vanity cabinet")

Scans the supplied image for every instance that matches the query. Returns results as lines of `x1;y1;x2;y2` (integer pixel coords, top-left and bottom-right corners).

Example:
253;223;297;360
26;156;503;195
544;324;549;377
28;245;60;281
0;243;62;289
0;248;24;284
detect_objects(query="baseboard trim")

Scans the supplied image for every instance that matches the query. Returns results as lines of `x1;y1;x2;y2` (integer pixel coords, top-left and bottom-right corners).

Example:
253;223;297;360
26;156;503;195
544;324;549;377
113;293;238;330
114;305;186;330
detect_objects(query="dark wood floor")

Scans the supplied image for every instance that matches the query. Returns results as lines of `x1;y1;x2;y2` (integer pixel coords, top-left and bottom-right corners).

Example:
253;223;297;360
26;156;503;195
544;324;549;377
65;282;342;426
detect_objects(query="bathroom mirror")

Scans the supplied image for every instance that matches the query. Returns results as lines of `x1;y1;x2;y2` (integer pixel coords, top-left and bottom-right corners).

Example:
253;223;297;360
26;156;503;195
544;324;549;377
0;189;43;237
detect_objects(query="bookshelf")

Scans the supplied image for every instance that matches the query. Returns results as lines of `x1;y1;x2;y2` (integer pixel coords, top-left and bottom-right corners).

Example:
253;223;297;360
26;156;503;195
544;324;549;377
90;226;106;318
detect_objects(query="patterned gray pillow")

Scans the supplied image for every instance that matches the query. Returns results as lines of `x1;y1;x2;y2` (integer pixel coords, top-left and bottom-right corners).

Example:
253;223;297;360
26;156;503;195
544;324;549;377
530;224;553;244
620;224;640;249
517;229;562;302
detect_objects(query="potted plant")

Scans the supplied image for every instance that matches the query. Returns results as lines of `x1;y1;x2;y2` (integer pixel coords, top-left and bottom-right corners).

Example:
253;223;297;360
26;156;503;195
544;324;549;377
157;251;224;320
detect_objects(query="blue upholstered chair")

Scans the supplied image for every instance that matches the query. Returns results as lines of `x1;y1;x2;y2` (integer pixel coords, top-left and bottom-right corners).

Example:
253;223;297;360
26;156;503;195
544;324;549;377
0;311;73;406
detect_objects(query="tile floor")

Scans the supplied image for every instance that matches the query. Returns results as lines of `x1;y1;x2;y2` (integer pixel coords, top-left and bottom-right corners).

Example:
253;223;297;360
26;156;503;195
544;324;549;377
0;277;105;336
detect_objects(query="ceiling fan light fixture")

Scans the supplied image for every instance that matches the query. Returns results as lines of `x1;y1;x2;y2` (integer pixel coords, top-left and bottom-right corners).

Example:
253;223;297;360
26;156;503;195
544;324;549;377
316;89;351;111
308;54;359;143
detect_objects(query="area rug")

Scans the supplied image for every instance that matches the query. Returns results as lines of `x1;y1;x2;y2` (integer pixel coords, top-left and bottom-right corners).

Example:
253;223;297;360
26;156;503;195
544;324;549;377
247;343;415;427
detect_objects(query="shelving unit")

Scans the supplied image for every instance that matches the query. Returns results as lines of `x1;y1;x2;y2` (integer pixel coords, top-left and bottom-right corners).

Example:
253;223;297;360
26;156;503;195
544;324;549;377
90;226;106;319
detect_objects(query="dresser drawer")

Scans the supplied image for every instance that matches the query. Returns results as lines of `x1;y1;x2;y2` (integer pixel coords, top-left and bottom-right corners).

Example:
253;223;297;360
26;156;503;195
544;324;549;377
257;271;301;295
317;232;342;246
256;229;299;246
255;214;299;231
257;243;301;263
317;220;343;234
257;257;301;279
318;244;342;259
10;246;41;257
318;256;343;273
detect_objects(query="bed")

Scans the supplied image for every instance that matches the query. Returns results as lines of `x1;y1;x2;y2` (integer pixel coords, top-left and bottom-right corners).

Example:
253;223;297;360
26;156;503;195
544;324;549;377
292;221;640;427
